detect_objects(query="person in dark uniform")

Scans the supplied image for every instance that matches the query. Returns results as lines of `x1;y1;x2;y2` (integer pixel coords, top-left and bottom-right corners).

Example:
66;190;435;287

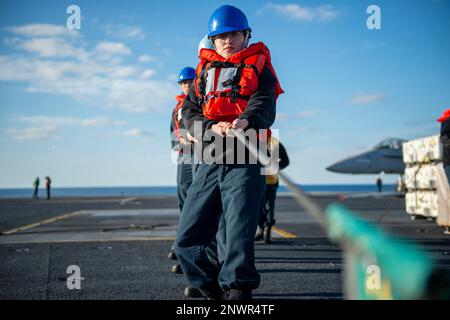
174;5;284;300
168;66;196;265
45;176;52;200
168;66;211;299
376;176;383;193
438;109;450;184
32;177;40;199
255;137;289;244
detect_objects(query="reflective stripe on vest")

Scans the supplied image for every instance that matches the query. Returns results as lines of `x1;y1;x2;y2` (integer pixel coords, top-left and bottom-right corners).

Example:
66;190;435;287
196;62;261;121
216;67;238;92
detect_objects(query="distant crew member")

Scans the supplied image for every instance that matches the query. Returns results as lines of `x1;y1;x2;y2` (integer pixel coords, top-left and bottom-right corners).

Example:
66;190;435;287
45;176;52;200
255;137;289;244
438;109;450;184
33;177;40;199
376;176;382;193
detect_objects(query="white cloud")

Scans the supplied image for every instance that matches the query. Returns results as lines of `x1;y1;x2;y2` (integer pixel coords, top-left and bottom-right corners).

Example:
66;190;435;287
167;74;178;82
95;42;131;56
14;115;127;128
284;125;312;137
351;93;385;105
110;65;139;78
259;3;339;22
103;25;145;40
0;25;177;113
83;117;127;127
100;79;174;112
138;54;157;63
81;117;116;127
316;5;340;22
275;112;289;121
6;126;58;141
6;24;79;38
275;110;319;122
122;129;152;137
141;69;156;79
19;37;87;59
6;116;127;141
298;110;317;118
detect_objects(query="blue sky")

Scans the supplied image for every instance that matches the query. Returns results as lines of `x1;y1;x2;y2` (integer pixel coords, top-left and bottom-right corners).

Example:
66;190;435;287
0;0;449;188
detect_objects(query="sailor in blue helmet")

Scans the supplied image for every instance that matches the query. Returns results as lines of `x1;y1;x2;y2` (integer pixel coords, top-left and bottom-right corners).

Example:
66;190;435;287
198;34;214;56
170;37;226;299
176;35;228;299
168;67;196;265
174;5;284;300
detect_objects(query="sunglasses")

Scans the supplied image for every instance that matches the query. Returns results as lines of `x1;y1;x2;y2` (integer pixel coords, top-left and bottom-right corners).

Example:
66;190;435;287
212;31;245;42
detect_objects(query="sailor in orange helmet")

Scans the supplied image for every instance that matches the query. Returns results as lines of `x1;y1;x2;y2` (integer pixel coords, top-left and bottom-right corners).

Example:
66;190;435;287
438;109;450;183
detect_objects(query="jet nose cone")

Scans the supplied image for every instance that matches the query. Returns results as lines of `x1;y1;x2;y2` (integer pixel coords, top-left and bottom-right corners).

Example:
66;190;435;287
326;164;338;172
326;158;355;173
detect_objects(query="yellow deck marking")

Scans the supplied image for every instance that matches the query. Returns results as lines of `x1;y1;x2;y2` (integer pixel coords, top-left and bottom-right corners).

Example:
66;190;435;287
1;211;84;235
272;226;297;238
0;237;176;245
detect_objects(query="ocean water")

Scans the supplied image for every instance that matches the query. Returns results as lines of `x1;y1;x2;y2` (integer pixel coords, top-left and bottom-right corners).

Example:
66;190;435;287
0;184;396;198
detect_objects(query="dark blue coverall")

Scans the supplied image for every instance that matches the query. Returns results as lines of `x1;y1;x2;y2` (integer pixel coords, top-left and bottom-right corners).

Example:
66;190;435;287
170;106;193;211
174;66;277;293
170;99;223;269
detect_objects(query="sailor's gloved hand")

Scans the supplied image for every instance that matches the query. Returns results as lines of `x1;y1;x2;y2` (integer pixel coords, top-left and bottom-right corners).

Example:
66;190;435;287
231;118;248;130
186;132;198;144
179;136;188;146
212;119;249;137
212;122;232;137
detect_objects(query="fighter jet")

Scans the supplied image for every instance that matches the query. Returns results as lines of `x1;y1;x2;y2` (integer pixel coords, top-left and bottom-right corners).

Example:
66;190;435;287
326;138;406;174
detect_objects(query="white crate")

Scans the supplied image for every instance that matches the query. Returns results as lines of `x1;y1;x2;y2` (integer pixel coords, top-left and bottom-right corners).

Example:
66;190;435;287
404;164;437;190
403;140;417;164
405;167;417;190
417;135;441;163
405;192;417;215
416;191;438;218
403;135;442;164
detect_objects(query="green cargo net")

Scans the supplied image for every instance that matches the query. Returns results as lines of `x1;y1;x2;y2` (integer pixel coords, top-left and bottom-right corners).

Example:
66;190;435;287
326;204;433;299
234;129;449;300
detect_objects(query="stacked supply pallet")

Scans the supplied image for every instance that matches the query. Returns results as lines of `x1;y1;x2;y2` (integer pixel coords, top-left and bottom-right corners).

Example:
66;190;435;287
402;135;442;220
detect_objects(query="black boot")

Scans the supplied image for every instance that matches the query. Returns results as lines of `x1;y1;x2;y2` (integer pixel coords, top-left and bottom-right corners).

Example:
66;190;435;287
184;286;203;298
263;226;272;244
171;263;182;274
199;283;226;300
255;226;264;241
168;246;177;260
226;288;253;300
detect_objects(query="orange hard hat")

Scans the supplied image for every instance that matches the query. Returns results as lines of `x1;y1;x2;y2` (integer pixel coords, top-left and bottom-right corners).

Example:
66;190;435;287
437;109;450;122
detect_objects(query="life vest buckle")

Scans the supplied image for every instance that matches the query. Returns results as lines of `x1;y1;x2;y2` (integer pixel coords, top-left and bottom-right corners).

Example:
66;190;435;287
222;79;233;87
230;90;238;102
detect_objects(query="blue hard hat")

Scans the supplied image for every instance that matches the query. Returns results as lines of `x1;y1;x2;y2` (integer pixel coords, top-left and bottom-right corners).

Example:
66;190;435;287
178;67;196;83
198;34;214;56
208;5;251;37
